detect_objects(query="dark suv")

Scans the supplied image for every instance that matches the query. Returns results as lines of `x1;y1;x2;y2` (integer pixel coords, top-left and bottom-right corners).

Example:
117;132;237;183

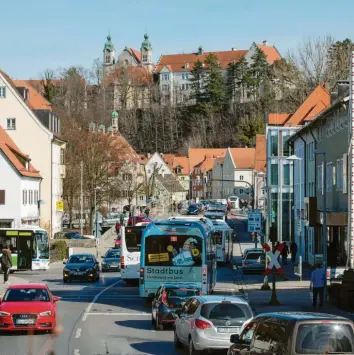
228;312;354;355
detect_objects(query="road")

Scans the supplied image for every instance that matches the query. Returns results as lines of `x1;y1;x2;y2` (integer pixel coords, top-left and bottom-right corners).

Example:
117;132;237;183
0;217;247;355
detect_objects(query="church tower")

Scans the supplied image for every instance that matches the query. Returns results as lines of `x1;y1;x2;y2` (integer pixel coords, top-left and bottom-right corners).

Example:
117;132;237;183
103;34;116;76
140;33;153;72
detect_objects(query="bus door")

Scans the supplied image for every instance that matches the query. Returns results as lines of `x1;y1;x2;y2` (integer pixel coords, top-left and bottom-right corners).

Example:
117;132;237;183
17;232;33;270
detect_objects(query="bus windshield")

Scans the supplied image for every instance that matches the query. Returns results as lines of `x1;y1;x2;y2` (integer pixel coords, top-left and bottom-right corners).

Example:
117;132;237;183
34;231;49;259
125;228;144;252
145;235;203;267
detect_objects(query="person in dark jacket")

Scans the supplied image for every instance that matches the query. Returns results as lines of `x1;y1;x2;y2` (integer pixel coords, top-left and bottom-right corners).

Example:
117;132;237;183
281;242;289;264
0;245;12;284
290;241;298;263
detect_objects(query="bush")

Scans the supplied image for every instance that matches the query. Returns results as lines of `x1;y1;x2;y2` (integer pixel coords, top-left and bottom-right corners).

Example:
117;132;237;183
51;240;68;260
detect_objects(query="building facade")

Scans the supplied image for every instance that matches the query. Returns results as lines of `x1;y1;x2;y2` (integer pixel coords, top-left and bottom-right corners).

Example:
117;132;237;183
0;71;66;237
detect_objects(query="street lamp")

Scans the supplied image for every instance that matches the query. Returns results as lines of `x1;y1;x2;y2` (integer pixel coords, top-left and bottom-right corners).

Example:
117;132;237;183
286;155;303;281
94;186;102;243
314;149;327;302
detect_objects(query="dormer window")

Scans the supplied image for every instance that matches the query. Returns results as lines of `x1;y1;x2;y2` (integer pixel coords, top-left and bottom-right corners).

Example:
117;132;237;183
163;73;169;81
176;167;182;174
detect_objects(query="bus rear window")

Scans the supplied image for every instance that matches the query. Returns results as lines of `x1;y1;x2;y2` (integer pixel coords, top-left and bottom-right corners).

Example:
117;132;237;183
125;230;143;252
145;235;203;267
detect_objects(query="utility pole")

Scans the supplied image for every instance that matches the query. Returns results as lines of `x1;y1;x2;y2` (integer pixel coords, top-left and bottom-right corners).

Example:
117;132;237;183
80;161;83;235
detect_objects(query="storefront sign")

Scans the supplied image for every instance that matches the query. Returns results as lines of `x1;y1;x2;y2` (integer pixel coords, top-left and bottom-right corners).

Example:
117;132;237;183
144;266;201;283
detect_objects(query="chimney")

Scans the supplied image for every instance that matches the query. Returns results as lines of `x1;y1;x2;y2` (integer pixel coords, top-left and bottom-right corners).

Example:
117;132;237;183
231;47;237;51
262;40;268;46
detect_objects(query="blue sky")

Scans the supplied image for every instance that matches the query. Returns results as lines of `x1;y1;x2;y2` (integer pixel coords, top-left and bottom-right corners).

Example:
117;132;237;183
2;0;354;79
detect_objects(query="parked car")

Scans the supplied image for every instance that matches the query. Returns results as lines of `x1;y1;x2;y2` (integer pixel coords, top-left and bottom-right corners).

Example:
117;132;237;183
242;248;264;259
174;296;253;353
242;250;264;268
0;283;60;332
228;312;354;355
188;204;199;215
152;284;201;330
63;253;100;283
101;249;120;272
242;253;270;274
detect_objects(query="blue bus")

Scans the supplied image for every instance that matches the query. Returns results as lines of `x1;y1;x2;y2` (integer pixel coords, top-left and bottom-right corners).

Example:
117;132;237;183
139;220;217;298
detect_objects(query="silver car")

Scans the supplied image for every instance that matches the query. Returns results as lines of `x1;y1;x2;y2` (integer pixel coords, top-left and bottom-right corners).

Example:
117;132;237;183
174;295;253;354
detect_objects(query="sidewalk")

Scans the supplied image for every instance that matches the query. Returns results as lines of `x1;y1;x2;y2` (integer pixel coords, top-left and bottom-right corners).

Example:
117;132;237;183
0;275;29;296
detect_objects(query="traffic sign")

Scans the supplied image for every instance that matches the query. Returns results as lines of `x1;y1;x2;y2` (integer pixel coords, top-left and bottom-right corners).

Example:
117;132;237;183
263;243;284;275
248;210;262;233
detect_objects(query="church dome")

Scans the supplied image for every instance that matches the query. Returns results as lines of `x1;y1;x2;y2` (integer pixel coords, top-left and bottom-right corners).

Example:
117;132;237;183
103;34;115;52
141;33;152;51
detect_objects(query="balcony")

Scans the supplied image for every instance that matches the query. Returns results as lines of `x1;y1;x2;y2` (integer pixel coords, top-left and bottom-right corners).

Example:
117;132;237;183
59;165;66;178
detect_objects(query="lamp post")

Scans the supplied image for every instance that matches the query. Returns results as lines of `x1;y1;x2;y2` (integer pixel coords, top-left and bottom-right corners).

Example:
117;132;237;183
94;186;102;245
314;149;327;302
286;155;303;281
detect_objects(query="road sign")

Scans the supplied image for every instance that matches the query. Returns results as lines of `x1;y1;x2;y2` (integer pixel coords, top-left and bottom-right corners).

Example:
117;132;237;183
248;211;262;233
263;243;284;275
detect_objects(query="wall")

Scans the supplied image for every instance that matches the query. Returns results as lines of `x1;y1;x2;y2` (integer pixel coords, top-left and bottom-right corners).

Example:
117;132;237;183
21;177;40;223
0;151;21;227
146;153;173;178
117;50;139;67
0;76;53;233
52;142;64;236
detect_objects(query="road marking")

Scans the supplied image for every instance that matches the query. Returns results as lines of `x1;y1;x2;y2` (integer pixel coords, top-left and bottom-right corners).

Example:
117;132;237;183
82;279;123;321
75;328;82;339
73;349;80;355
85;312;150;316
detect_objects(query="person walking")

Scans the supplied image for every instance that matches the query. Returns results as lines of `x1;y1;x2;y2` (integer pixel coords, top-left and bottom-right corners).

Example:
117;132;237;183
290;241;298;263
311;263;326;308
281;242;288;264
0;245;12;284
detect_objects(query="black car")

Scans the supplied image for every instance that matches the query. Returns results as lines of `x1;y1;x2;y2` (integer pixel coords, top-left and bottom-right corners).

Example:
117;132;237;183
63;253;100;283
152;284;201;330
188;204;199;215
228;312;354;355
101;249;121;272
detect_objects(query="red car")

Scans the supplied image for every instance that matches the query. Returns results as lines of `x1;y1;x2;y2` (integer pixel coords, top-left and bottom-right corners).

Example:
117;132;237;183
127;216;152;226
0;283;59;332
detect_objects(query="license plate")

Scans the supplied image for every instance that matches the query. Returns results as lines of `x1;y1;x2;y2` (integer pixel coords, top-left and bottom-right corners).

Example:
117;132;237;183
217;327;240;333
74;272;85;275
16;319;35;325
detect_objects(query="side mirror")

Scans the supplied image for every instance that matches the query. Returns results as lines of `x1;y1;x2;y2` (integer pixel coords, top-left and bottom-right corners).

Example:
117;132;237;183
230;334;240;344
53;296;61;302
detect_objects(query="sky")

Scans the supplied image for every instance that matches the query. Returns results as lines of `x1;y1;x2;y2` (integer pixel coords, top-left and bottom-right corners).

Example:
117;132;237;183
2;0;354;79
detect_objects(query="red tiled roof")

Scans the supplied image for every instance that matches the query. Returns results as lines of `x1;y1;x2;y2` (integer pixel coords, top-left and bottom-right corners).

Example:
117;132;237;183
229;148;256;169
109;132;140;164
0;125;41;178
256;44;282;64
161;154;190;175
128;48;141;64
13;80;52;110
104;66;152;85
189;148;227;169
254;135;266;173
268;85;330;127
156;50;248;73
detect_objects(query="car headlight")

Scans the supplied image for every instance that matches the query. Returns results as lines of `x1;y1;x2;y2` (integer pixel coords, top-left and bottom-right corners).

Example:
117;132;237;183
0;311;10;316
102;261;106;265
39;311;52;316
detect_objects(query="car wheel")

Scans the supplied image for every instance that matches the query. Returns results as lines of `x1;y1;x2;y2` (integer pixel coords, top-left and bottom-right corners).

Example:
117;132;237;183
174;330;182;348
189;337;200;355
155;315;163;330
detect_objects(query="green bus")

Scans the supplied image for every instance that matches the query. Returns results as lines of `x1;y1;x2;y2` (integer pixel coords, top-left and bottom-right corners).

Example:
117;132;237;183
0;227;50;271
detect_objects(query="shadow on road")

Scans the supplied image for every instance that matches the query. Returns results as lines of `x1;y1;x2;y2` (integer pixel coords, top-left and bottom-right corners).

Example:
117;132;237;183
115;319;152;331
130;341;181;355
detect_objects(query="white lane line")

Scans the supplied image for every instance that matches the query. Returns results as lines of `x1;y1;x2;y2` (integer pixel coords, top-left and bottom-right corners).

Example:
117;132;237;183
73;350;80;355
86;312;150;316
82;279;123;321
75;328;82;339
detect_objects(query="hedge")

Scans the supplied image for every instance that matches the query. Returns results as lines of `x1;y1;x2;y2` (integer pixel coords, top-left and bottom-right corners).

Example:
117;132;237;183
51;240;68;260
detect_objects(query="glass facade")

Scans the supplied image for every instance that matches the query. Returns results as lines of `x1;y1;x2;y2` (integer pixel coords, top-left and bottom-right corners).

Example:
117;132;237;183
283;164;290;185
270;164;278;185
270;135;278;156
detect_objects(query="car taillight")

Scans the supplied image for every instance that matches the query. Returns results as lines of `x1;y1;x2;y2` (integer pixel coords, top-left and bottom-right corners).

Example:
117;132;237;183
194;319;211;329
161;291;168;306
120;256;125;269
140;268;144;284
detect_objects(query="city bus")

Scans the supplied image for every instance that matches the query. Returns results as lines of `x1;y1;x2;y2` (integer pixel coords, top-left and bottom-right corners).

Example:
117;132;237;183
212;220;233;264
0;227;50;271
120;223;148;282
139;220;217;298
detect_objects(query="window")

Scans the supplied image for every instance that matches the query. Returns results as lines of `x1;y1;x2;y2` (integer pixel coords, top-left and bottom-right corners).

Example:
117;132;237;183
29;190;33;204
239;189;244;194
60;149;65;165
22;190;27;205
176;167;182;174
283;164;290;185
240;323;257;344
182;84;185;90
270;134;278;156
6;118;16;130
317;163;323;194
163;73;169;81
326;162;333;192
34;190;38;204
123;173;132;181
239;175;244;180
105;56;110;63
139;196;144;201
0;190;5;205
142;54;148;62
0;87;6;98
162;84;168;92
343;154;348;193
271;164;278;185
125;228;144;252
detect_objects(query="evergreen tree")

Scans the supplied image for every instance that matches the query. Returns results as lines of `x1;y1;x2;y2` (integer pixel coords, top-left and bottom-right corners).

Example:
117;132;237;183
227;56;250;102
189;59;205;103
40;70;57;103
204;53;226;107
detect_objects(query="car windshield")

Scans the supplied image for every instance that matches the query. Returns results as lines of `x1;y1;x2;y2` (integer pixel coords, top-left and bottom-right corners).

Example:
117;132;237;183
68;255;93;264
106;250;120;258
4;288;50;302
295;323;354;354
201;302;252;326
166;288;200;306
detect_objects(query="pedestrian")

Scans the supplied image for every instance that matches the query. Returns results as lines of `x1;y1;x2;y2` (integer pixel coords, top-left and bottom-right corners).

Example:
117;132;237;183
281;242;288;264
0;244;12;284
311;263;326;308
290;241;298;263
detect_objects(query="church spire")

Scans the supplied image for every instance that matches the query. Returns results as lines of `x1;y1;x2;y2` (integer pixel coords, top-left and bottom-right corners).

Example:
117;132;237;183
103;34;115;52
